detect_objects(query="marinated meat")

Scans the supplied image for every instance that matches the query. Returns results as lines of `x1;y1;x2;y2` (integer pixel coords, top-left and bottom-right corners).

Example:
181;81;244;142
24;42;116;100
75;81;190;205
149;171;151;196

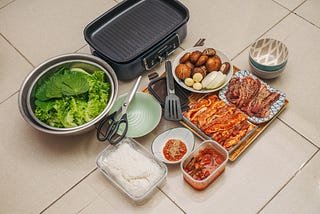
238;76;261;108
183;95;256;150
225;78;241;103
225;76;280;118
184;147;223;181
256;89;280;117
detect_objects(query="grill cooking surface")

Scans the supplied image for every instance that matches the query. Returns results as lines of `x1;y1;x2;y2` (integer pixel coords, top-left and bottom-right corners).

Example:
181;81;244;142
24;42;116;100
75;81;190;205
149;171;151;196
85;0;187;63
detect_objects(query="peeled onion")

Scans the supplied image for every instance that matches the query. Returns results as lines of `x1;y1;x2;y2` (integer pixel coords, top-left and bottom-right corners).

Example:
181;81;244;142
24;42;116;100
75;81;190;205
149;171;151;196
202;71;226;89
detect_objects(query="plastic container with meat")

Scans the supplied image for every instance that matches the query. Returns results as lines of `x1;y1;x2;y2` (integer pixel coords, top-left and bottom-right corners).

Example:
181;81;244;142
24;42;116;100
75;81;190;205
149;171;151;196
180;140;228;190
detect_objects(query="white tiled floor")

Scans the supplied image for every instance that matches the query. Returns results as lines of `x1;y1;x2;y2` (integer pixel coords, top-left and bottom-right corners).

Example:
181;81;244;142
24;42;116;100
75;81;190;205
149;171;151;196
1;0;319;213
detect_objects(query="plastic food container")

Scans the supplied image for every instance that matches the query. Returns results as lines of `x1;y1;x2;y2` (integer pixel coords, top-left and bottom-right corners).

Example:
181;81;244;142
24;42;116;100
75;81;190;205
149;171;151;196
181;140;228;190
96;138;168;204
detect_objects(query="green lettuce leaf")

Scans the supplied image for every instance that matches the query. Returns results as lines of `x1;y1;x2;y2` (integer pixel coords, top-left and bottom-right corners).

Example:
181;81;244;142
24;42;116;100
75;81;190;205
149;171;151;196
33;68;111;128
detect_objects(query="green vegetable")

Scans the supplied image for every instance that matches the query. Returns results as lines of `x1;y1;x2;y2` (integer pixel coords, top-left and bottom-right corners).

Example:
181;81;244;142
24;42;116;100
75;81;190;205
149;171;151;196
35;69;89;101
34;66;111;128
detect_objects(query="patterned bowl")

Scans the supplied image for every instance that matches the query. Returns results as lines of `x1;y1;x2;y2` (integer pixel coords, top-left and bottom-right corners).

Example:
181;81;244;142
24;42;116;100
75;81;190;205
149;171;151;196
249;38;288;71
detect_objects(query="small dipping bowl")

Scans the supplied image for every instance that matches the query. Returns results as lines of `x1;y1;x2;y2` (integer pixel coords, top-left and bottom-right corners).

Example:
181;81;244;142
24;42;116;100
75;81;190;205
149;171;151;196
151;127;195;164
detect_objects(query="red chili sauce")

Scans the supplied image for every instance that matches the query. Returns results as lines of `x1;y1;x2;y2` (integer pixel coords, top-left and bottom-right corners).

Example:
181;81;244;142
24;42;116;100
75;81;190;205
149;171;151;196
184;147;225;181
163;139;187;162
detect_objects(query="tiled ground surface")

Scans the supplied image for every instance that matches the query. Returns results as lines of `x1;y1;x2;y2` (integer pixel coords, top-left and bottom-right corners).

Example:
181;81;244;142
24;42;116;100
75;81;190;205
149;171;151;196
1;0;319;213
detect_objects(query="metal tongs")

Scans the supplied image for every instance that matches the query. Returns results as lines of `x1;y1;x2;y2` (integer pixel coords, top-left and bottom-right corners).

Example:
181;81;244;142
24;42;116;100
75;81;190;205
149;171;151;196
97;76;142;144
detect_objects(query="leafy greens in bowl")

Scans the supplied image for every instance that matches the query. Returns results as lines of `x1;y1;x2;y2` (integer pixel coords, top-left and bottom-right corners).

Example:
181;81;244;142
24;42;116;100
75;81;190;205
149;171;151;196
19;53;118;135
33;66;111;128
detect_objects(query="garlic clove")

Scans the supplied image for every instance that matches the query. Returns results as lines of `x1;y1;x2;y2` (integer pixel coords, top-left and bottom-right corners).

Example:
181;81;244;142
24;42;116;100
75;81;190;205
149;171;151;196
192;73;203;82
192;82;202;90
184;78;194;87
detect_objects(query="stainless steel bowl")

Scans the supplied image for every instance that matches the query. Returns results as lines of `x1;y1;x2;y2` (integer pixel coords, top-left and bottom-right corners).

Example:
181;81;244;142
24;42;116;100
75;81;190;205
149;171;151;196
18;53;118;135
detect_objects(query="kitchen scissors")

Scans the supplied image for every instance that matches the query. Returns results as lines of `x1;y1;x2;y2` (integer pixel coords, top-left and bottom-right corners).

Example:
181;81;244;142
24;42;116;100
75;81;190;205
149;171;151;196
97;76;142;144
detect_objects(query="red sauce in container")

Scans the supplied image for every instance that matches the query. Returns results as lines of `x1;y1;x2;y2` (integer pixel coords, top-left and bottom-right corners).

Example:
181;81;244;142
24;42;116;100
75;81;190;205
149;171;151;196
163;139;187;162
184;147;224;181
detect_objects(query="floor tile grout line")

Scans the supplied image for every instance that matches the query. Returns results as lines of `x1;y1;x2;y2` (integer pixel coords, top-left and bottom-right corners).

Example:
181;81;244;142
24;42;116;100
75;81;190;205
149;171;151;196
278;117;320;149
232;0;319;63
40;168;186;214
75;44;89;53
157;188;186;214
231;11;292;62
288;0;320;30
76;193;101;214
271;0;293;12
39;167;98;213
0;90;18;105
291;0;308;11
0;36;88;105
233;0;309;62
271;0;307;12
0;33;35;68
0;0;15;10
257;149;319;213
292;12;320;30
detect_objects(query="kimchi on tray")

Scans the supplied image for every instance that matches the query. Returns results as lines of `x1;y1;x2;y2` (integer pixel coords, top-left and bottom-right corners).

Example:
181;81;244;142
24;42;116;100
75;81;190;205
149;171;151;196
183;94;257;153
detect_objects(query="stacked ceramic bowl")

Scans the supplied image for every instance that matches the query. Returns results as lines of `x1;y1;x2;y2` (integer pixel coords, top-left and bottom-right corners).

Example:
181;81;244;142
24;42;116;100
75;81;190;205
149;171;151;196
249;38;288;79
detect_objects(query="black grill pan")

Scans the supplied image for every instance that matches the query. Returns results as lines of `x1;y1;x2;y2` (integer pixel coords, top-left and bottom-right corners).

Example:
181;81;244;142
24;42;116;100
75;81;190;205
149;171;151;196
84;0;189;80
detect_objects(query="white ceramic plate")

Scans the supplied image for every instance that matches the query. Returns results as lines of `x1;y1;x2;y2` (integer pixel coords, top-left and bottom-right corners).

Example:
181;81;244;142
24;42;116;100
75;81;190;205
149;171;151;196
109;92;162;138
172;46;233;93
151;127;195;164
219;70;286;124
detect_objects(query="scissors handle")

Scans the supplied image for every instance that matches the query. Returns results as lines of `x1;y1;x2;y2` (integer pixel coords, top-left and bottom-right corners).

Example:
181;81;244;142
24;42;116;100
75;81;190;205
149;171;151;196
96;112;128;145
106;114;128;145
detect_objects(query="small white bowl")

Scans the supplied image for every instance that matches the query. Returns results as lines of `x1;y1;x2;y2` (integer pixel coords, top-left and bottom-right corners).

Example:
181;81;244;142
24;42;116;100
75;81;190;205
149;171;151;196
151;127;195;164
